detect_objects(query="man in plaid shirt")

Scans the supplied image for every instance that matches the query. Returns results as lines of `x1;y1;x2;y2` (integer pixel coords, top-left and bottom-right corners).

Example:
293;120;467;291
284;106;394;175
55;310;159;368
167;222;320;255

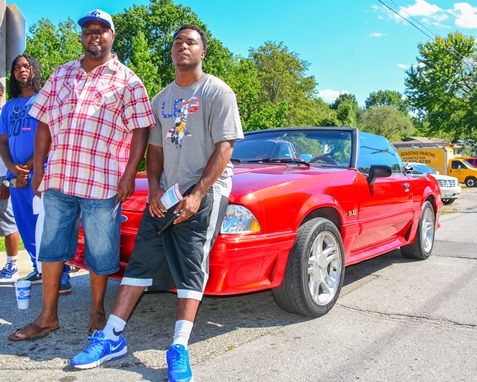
8;9;155;341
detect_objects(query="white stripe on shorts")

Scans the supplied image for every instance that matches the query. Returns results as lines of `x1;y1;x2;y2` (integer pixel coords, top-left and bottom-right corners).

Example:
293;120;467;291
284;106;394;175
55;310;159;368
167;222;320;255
121;277;153;287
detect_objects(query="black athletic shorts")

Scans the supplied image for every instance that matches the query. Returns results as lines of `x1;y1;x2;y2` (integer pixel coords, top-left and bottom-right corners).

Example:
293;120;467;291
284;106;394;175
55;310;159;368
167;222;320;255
122;187;228;301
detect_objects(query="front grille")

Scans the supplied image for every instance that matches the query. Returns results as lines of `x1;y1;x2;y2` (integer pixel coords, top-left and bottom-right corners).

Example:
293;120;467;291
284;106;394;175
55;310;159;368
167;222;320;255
438;179;457;187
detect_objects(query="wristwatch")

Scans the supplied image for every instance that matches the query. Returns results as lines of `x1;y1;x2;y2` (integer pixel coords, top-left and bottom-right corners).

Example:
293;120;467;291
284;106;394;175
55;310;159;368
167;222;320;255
2;179;9;187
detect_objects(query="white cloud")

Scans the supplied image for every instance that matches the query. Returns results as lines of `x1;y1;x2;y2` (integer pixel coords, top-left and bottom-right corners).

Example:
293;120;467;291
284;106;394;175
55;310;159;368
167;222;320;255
451;3;477;29
382;0;449;28
384;1;477;30
401;0;442;18
370;32;385;37
397;63;409;69
318;89;349;104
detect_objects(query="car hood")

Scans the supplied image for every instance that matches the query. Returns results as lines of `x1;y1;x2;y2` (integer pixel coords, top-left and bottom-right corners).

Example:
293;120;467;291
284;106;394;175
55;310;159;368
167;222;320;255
132;165;349;202
230;163;347;199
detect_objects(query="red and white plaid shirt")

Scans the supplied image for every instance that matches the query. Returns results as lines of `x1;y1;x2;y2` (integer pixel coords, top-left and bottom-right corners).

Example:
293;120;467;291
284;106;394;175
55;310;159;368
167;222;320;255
29;56;155;199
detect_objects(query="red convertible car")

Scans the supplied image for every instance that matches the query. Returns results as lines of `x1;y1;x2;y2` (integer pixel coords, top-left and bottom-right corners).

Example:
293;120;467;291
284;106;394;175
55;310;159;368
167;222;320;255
71;127;442;317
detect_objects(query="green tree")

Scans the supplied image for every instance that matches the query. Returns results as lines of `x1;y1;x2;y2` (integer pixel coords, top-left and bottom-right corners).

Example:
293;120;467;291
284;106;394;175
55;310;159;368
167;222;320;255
358;105;414;141
22;0;336;133
25;17;82;82
404;32;477;140
221;56;261;129
249;41;318;126
365;90;408;114
113;0;193;86
127;30;162;97
289;97;338;127
331;93;359;126
113;0;234;92
245;101;289;131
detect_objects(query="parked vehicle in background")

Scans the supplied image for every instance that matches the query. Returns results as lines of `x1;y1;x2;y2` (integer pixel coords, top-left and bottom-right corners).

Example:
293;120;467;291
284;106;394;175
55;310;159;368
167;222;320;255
72;127;442;318
405;162;461;205
463;158;477;167
397;147;477;187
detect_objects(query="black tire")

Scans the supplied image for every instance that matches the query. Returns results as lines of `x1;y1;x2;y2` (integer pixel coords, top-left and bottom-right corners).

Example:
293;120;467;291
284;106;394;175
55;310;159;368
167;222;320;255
442;198;455;205
272;218;345;317
465;177;477;187
401;200;435;260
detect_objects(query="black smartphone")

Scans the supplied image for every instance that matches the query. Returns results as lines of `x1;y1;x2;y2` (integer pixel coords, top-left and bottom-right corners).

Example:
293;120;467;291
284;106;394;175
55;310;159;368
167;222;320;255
157;205;182;235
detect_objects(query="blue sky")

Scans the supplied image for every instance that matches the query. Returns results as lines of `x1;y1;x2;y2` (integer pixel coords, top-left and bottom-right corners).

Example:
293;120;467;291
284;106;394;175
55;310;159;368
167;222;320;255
6;0;477;106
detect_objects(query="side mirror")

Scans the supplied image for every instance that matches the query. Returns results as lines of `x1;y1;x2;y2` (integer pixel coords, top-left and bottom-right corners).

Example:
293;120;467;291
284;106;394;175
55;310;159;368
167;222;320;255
368;164;392;184
404;163;414;175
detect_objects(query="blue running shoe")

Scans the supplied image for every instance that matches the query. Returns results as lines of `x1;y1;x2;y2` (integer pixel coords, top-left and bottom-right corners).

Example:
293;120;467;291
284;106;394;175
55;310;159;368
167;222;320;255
0;263;19;283
20;270;42;284
70;330;127;369
59;271;72;295
166;344;193;382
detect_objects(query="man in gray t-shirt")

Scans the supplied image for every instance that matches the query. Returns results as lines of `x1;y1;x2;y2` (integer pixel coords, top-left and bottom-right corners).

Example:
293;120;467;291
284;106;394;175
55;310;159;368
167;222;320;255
149;73;241;197
71;24;243;382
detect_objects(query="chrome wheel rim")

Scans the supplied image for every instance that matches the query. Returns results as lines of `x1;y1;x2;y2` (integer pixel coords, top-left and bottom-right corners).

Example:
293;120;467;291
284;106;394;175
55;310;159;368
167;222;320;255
421;206;435;253
307;231;342;305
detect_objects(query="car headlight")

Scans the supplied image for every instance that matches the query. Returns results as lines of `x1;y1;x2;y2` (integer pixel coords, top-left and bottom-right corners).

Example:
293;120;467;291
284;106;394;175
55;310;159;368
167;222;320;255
221;204;261;234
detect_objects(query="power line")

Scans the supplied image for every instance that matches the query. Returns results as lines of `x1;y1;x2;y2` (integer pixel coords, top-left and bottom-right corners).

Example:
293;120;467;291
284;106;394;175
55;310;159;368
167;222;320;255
388;0;437;39
377;0;434;40
378;0;475;67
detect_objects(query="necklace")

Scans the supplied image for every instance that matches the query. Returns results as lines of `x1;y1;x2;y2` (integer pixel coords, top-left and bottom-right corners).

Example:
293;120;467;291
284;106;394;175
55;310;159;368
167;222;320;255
12;95;34;115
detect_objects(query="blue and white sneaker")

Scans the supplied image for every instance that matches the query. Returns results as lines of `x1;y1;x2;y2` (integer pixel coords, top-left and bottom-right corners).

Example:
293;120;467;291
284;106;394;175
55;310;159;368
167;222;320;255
70;330;127;369
20;270;42;284
0;263;19;283
166;344;193;382
59;271;72;295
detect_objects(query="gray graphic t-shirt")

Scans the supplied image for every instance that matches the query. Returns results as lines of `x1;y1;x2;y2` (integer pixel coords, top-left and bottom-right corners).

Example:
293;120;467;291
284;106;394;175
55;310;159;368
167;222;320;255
149;74;243;197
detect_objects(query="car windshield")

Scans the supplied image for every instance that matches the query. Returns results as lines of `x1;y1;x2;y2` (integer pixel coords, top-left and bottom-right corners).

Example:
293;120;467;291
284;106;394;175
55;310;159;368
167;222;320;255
232;129;353;167
408;163;437;175
232;140;296;161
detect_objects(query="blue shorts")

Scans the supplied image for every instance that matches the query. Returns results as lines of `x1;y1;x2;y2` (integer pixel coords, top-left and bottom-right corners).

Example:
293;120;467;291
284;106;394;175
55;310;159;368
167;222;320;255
38;189;121;275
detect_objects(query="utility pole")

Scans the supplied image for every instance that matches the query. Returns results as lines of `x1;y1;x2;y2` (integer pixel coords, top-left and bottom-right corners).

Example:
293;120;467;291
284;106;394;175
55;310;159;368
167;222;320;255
1;0;6;107
0;0;26;106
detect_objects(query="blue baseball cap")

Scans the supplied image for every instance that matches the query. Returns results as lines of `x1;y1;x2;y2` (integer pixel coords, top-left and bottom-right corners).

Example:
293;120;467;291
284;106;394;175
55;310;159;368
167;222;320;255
78;9;115;33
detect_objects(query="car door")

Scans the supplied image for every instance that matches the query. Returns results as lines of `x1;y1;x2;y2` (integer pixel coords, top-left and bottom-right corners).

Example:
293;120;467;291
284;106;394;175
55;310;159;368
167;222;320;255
448;159;470;182
351;134;414;254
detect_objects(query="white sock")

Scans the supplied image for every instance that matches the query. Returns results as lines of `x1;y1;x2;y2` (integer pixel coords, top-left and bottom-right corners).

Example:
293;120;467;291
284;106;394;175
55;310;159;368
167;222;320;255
103;314;127;341
7;256;17;264
172;320;194;349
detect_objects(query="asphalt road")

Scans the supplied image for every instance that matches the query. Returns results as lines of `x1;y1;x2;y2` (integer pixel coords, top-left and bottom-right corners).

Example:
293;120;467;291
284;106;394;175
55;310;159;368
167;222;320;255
0;188;476;382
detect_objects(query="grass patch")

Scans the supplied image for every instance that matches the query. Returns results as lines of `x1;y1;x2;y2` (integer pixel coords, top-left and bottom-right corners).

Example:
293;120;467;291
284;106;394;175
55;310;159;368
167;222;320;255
0;236;25;252
441;208;457;215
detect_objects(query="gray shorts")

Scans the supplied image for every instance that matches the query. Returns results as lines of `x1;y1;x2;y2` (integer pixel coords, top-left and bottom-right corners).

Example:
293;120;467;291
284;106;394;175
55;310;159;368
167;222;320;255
122;187;228;301
0;176;17;237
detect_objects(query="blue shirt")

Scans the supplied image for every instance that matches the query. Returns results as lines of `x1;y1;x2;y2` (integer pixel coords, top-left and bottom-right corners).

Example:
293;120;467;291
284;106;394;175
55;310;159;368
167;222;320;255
0;94;39;180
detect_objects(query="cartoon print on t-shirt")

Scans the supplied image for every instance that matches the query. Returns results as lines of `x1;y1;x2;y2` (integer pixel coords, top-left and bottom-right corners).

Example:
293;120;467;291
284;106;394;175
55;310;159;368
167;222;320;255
169;116;190;148
165;97;199;148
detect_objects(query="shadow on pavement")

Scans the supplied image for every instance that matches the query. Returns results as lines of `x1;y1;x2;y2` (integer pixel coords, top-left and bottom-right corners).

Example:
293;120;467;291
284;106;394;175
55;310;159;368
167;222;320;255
0;248;427;379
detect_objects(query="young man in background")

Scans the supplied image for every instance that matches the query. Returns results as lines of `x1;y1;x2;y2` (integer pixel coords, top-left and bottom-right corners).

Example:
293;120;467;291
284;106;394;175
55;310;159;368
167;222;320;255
0;81;20;283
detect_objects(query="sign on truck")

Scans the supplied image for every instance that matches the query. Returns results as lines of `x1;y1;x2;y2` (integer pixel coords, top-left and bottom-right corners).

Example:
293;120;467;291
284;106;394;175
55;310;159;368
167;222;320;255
398;147;452;174
397;147;477;187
